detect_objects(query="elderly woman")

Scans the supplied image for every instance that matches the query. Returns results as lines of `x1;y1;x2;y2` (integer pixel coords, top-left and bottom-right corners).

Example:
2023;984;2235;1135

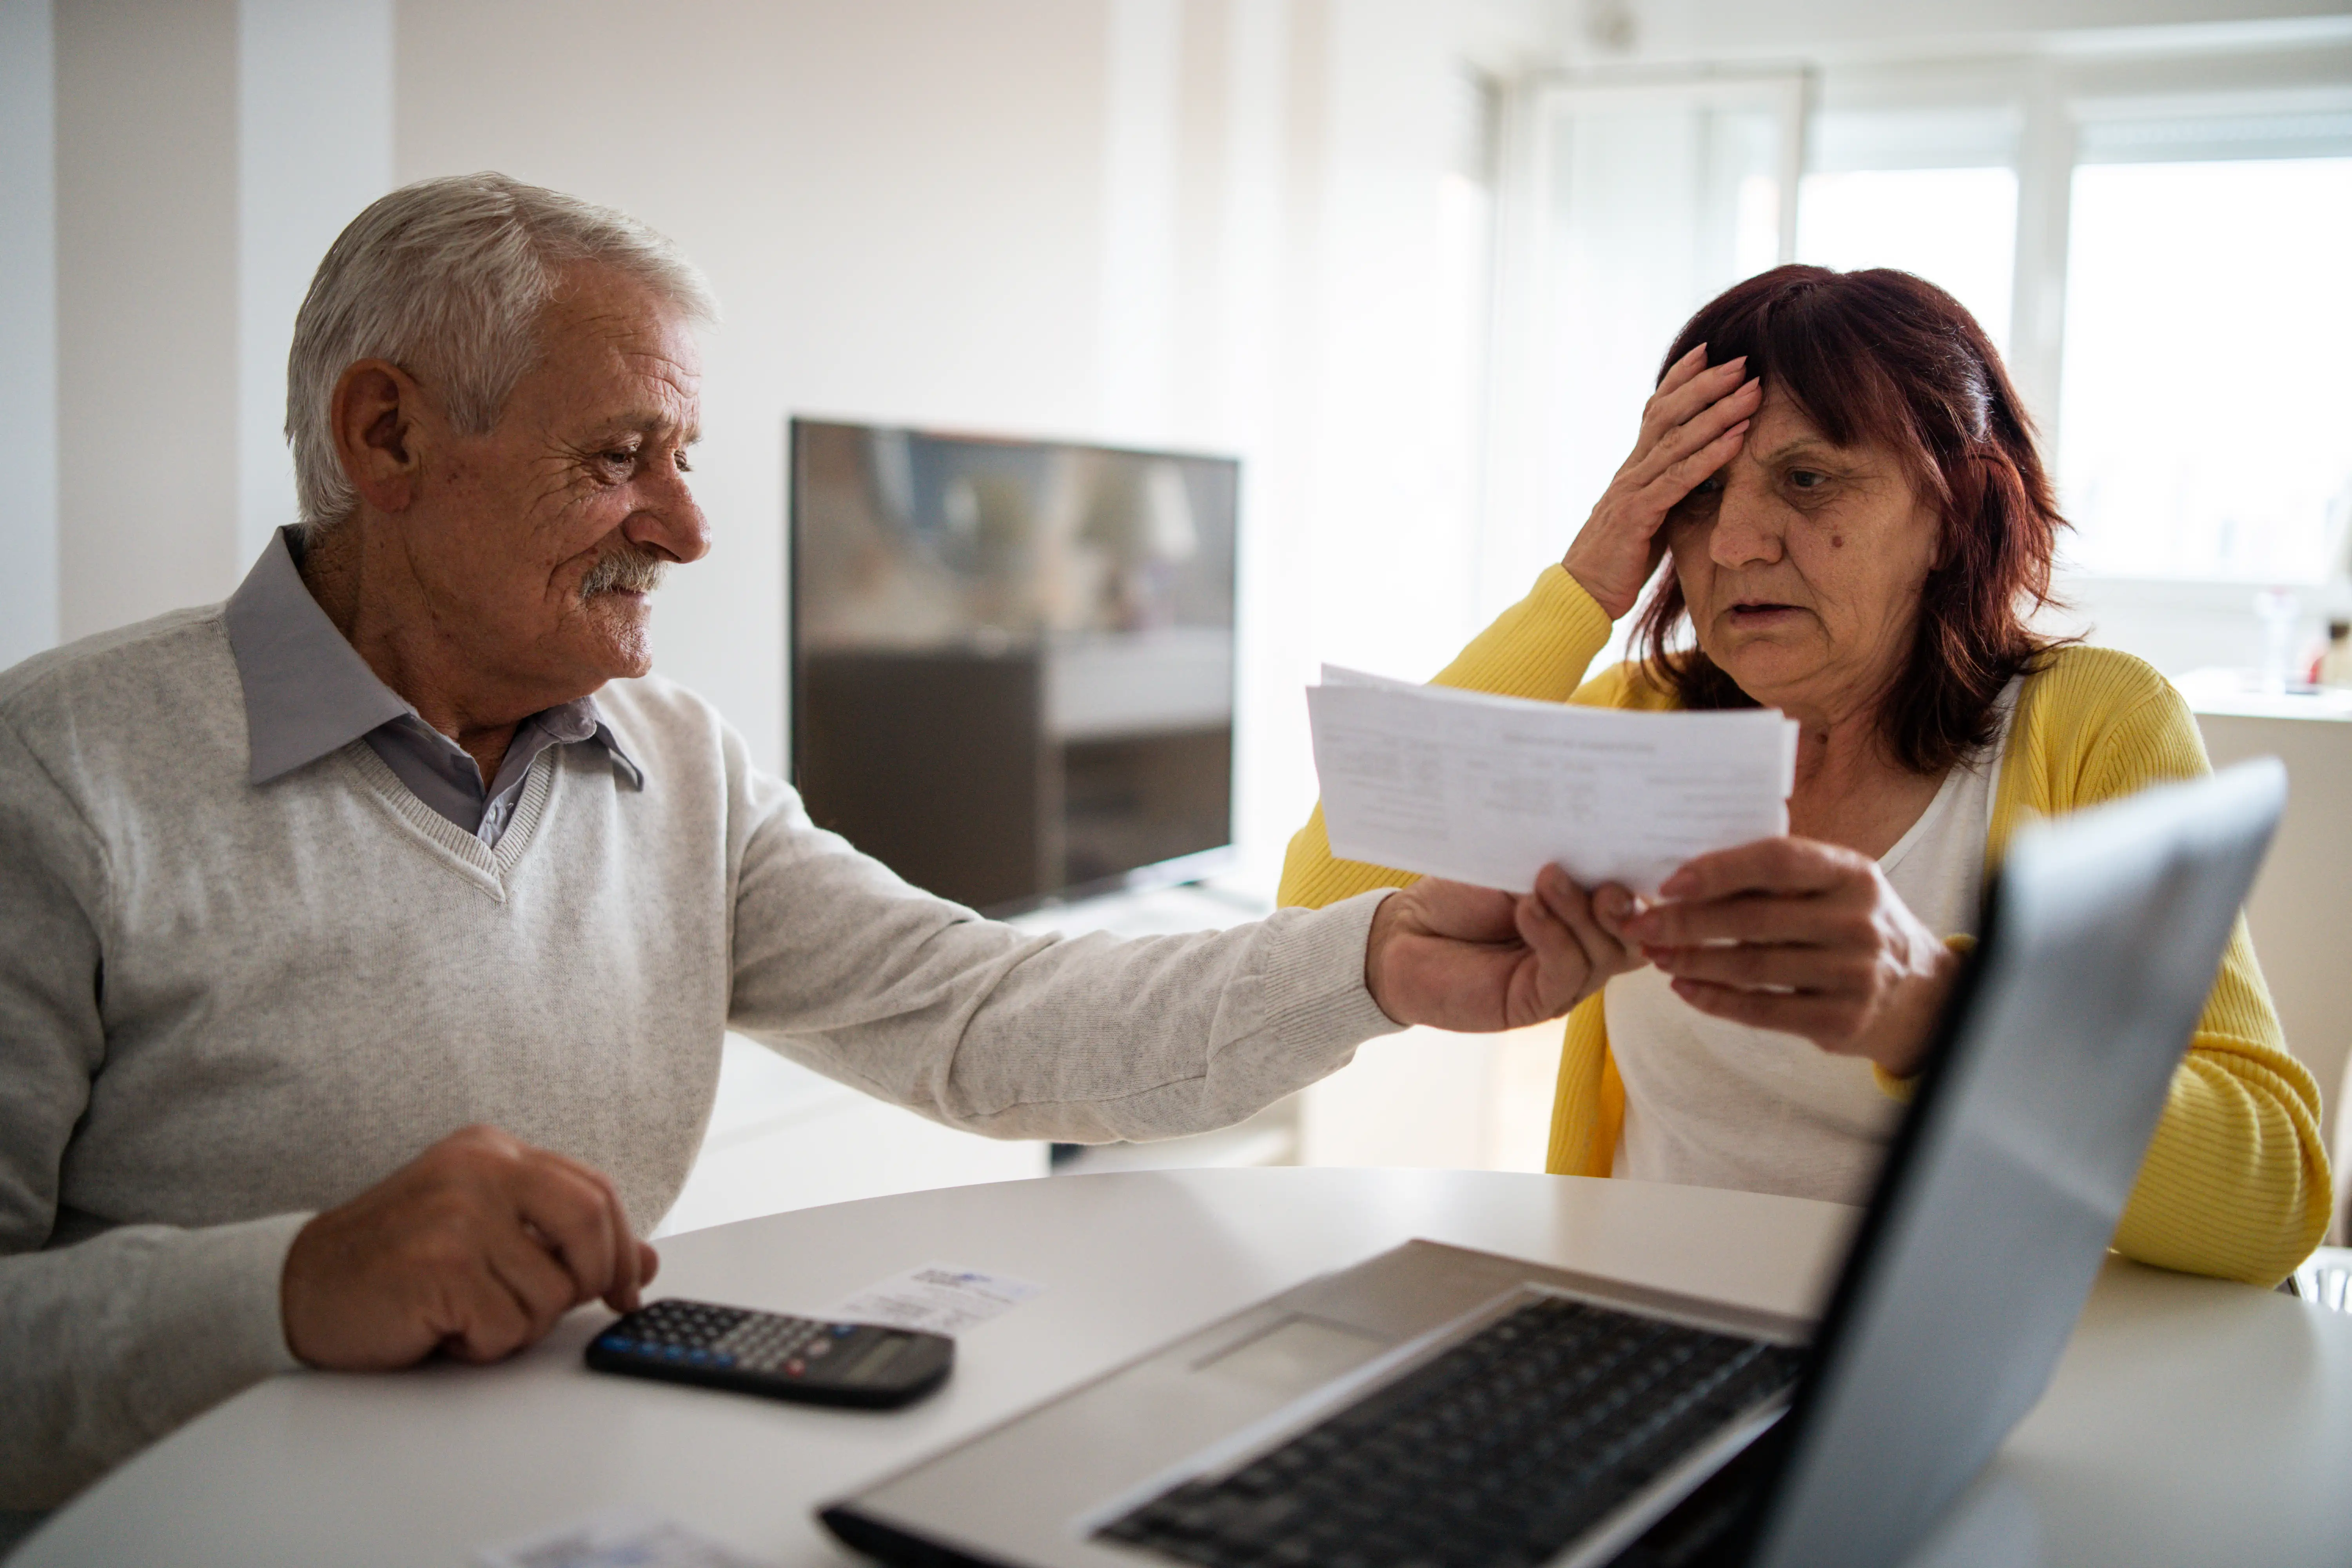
1282;265;2329;1286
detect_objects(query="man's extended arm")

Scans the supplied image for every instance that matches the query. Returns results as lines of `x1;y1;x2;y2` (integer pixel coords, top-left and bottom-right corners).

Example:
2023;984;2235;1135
720;753;1630;1142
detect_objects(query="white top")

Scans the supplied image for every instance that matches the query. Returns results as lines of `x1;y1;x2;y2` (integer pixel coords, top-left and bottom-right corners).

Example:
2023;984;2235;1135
15;1169;2352;1568
1609;681;2021;1204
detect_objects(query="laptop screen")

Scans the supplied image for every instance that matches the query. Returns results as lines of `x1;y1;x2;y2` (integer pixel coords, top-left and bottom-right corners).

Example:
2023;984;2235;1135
1739;761;2283;1568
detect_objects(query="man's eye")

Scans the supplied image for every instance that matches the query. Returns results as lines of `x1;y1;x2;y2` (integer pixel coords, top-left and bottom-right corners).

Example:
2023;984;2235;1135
601;450;636;469
1690;474;1724;497
675;450;693;475
1788;469;1826;490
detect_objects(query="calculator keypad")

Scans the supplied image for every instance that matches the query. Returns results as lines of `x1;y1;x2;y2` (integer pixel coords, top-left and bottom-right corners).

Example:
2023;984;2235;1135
594;1298;866;1380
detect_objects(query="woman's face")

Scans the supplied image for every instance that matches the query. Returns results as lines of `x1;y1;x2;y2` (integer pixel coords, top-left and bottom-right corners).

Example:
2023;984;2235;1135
1666;387;1943;725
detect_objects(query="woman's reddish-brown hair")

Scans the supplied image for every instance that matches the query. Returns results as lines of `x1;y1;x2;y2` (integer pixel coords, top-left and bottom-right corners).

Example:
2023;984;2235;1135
1634;265;2065;775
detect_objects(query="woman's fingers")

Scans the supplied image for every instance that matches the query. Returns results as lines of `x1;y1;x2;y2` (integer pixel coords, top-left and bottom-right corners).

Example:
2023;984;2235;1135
1633;378;1761;490
1642;836;1956;1074
1640;420;1752;517
1670;977;1857;1039
1650;341;1715;406
1640;350;1748;441
1632;839;1877;953
1660;837;1867;903
1649;938;1871;994
1632;889;1870;951
1565;352;1759;619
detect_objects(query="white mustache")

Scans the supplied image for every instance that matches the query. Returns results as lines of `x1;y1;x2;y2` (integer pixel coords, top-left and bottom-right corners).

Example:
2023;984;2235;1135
581;550;668;599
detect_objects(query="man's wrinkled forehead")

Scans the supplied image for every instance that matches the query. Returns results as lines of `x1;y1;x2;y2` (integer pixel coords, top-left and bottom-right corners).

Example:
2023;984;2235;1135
529;278;703;432
594;402;704;448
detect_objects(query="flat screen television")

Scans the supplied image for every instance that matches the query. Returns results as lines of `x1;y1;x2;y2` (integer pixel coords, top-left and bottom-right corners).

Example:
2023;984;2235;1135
790;419;1239;915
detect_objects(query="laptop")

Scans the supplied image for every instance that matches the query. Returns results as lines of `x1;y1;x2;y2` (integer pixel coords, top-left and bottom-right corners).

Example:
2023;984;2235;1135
820;760;2287;1568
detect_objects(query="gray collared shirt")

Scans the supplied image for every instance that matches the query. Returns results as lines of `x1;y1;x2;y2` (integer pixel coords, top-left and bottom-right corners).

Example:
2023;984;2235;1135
223;527;644;844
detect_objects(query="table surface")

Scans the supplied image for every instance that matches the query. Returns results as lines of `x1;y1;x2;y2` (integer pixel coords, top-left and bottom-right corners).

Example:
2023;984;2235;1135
20;1167;2352;1567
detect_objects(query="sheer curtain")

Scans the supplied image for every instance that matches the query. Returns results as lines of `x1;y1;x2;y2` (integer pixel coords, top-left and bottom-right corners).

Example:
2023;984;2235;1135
1482;74;1803;648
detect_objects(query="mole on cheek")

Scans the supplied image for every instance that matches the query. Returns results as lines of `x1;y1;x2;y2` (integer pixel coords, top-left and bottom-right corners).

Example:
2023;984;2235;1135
1831;534;1845;549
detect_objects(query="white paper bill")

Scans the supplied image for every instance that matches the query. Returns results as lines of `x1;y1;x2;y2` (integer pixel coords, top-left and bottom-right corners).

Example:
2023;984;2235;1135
475;1508;771;1568
830;1263;1045;1337
1307;666;1798;896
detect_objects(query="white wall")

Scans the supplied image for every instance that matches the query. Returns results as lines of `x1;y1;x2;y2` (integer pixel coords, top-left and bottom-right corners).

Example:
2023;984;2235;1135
54;0;242;641
390;0;1539;879
237;0;394;563
394;0;1112;788
0;0;59;670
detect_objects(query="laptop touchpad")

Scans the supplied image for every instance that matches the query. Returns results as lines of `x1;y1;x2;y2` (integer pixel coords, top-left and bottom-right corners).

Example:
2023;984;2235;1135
1195;1316;1391;1397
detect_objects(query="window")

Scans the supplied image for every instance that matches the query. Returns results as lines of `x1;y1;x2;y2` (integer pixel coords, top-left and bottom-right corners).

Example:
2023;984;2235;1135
1795;168;2018;358
1483;56;2352;675
1477;74;1802;634
2058;152;2352;583
1796;104;2022;358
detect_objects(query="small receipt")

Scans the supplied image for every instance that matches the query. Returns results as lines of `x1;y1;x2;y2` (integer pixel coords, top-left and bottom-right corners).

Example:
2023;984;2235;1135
831;1263;1045;1337
475;1508;771;1568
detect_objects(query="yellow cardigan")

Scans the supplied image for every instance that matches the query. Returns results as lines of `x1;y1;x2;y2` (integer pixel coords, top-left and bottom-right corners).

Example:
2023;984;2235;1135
1281;565;2331;1286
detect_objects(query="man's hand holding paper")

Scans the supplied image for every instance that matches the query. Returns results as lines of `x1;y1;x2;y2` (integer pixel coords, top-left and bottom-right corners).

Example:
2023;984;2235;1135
1363;866;1643;1033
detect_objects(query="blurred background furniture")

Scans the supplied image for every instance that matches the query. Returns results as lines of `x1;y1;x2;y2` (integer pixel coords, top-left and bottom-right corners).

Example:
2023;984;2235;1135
2184;688;2352;1243
791;420;1238;915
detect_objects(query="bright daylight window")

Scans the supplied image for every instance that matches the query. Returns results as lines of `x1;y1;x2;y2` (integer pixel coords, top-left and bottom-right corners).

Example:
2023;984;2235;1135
1796;167;2018;359
2058;154;2352;582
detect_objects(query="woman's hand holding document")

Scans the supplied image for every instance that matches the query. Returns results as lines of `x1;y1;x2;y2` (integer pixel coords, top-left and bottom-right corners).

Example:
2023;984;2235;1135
1307;666;1799;898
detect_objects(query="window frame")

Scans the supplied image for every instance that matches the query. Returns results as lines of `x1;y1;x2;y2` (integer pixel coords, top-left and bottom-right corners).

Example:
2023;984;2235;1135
1480;30;2352;655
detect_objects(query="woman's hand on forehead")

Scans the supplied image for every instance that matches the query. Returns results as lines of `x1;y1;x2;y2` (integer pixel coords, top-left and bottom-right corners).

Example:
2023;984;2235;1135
1562;344;1762;621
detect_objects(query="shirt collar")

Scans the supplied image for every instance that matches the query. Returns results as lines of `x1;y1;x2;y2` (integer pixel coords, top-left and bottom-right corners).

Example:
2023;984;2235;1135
225;526;644;789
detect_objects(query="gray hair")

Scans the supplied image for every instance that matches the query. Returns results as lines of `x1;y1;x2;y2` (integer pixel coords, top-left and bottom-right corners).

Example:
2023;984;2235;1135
285;172;719;535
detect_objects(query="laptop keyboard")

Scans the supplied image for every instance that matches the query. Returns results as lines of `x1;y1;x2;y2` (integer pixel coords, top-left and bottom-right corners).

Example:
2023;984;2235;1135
1096;1295;1803;1568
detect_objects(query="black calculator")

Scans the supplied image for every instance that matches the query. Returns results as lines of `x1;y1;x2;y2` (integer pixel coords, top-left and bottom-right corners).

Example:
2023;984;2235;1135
584;1297;954;1409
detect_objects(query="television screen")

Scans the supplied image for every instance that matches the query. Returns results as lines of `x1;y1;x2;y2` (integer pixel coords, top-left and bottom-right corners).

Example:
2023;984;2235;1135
790;419;1238;914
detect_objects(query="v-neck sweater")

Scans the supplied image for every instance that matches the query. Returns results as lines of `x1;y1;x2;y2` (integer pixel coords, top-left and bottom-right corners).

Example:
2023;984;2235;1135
0;604;1396;1509
1279;566;2330;1288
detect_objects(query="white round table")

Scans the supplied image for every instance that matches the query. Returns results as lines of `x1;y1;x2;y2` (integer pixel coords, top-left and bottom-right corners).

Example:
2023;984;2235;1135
17;1168;2352;1566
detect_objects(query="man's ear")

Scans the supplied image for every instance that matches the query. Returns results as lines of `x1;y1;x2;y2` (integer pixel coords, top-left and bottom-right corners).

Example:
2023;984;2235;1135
330;359;428;514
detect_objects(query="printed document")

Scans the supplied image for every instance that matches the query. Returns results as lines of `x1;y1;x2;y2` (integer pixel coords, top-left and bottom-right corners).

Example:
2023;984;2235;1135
1307;666;1798;896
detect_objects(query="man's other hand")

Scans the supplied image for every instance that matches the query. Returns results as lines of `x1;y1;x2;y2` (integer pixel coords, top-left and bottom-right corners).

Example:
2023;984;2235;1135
280;1125;657;1370
1363;866;1641;1033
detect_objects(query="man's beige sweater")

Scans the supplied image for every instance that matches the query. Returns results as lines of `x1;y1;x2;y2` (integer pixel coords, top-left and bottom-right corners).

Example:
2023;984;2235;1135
0;606;1396;1510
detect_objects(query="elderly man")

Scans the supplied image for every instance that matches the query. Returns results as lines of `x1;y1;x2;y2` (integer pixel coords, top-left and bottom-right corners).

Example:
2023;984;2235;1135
0;174;1632;1515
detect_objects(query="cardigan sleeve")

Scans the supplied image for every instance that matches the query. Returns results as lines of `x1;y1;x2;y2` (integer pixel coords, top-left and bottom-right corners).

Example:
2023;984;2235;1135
1278;566;1622;910
2048;666;2332;1285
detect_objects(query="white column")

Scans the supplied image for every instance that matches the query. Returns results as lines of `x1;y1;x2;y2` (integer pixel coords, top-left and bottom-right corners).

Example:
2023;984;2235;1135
2009;61;2074;449
56;0;240;640
238;0;394;560
1098;0;1183;441
0;0;60;668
